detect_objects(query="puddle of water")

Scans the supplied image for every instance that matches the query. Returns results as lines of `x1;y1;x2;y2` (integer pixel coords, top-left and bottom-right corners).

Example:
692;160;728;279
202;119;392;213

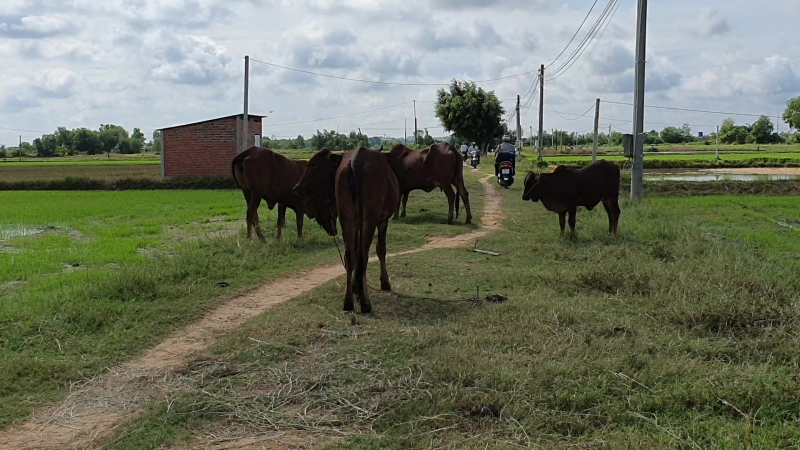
0;226;44;241
642;169;800;182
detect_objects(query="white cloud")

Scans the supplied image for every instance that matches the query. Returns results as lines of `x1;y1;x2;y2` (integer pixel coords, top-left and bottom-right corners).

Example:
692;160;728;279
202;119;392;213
0;0;798;144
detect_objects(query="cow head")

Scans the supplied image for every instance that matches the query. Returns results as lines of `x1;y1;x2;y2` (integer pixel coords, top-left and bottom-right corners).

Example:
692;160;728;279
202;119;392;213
294;148;343;236
521;171;543;202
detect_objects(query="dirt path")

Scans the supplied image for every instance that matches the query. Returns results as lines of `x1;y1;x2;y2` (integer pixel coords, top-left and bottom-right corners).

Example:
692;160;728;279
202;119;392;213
0;176;504;450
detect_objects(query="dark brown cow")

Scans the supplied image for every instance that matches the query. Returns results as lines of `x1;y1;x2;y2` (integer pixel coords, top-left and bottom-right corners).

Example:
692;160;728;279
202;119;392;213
294;147;400;313
232;146;333;241
521;160;621;236
385;142;472;224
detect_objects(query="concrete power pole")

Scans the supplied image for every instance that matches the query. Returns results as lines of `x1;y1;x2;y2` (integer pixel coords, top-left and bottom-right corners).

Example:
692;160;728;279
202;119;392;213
630;0;648;202
537;64;545;160
19;135;22;161
404;118;407;144
413;100;418;146
715;125;720;161
242;55;250;154
592;98;600;163
516;94;522;154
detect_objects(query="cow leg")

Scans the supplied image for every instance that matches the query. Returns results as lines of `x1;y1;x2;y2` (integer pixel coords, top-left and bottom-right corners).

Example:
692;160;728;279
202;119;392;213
377;220;391;292
558;211;566;236
357;225;378;314
568;207;577;239
603;196;621;235
342;224;357;312
400;192;409;218
276;203;286;240
456;182;473;224
443;185;456;225
248;197;266;243
295;209;304;238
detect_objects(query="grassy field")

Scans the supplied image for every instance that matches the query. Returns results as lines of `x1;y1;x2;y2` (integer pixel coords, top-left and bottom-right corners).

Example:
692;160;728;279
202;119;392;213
0;164;162;182
100;175;800;448
534;151;800;163
0;153;160;166
0;174;485;428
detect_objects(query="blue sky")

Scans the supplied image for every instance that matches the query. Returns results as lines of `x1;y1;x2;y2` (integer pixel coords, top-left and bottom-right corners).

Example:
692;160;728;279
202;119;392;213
0;0;798;146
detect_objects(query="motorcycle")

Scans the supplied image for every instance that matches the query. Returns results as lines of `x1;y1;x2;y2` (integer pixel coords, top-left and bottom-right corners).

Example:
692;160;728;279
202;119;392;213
497;160;515;188
469;152;480;169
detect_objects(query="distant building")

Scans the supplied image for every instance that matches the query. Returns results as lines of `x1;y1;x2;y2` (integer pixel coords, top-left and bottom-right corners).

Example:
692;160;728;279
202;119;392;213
158;113;264;177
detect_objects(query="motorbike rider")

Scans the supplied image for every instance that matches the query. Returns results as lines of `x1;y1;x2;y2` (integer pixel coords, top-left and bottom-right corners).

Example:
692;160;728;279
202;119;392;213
468;142;480;165
494;135;516;177
459;142;469;161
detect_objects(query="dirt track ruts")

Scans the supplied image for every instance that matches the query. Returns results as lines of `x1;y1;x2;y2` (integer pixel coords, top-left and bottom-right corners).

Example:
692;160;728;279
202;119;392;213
0;174;504;450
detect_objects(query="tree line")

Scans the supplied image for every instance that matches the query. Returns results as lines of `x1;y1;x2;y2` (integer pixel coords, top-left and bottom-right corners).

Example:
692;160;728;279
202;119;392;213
1;125;162;158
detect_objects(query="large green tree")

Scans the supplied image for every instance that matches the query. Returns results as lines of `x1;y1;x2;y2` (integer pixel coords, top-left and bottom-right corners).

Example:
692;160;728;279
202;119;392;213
435;80;506;152
783;96;800;130
750;115;774;144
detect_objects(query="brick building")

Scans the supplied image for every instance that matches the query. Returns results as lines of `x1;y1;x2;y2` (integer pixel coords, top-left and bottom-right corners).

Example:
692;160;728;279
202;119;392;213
159;113;265;177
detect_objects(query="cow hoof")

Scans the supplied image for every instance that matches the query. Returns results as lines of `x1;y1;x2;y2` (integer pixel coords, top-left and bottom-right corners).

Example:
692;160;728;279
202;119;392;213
380;280;392;292
343;303;355;312
360;303;373;314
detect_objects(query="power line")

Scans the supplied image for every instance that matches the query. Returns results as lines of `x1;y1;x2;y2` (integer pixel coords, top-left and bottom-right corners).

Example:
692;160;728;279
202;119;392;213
547;0;619;81
0;125;49;134
602;100;769;118
545;0;600;68
262;101;411;127
549;0;621;93
251;58;541;87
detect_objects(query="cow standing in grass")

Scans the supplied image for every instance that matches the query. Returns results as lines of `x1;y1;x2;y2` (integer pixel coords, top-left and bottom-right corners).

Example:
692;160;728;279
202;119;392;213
385;142;472;224
521;160;621;236
232;146;331;241
294;147;400;314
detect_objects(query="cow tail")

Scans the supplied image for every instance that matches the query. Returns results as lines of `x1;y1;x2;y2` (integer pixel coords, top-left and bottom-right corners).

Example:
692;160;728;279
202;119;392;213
231;148;249;190
350;153;366;295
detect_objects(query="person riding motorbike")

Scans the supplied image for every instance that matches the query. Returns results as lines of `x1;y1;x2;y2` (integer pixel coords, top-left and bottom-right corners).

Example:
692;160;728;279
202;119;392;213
468;143;480;165
494;135;516;177
459;142;469;161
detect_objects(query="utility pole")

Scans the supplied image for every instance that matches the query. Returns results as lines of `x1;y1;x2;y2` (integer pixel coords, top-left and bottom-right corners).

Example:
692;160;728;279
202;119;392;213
530;125;533;151
630;0;648;202
404;119;407;144
242;55;250;153
413;100;418;146
608;124;612;146
559;129;563;150
715;125;720;161
592;98;600;162
537;65;545;160
515;94;522;154
19;135;22;161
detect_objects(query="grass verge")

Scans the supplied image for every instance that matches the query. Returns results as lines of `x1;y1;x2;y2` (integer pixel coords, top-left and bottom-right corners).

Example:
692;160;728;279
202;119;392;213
0;174;485;428
105;181;800;448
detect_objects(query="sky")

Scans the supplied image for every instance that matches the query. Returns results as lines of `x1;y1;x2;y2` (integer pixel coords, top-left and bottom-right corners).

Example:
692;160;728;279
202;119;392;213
0;0;798;146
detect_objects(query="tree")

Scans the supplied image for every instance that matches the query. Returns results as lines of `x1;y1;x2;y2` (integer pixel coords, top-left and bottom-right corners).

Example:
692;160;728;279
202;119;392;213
783;96;800;130
660;126;684;144
148;130;163;154
292;135;306;149
435;80;505;152
416;129;435;146
72;128;104;154
750;115;774;144
98;124;129;157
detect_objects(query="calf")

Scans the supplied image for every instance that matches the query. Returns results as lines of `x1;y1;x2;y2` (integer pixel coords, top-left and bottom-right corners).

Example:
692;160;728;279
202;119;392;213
232;146;331;241
294;147;400;313
521;160;621;236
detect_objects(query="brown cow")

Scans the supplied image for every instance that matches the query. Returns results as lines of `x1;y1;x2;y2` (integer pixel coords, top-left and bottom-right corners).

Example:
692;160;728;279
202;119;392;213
521;160;621;236
385;142;472;224
232;146;334;241
294;147;400;314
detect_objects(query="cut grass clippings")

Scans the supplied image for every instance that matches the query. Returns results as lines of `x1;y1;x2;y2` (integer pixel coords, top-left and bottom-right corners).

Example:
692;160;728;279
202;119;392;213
0;174;485;428
105;181;800;449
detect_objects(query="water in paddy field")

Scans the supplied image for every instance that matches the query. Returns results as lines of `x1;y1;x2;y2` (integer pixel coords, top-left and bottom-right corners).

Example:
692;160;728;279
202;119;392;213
0;225;45;241
643;169;800;182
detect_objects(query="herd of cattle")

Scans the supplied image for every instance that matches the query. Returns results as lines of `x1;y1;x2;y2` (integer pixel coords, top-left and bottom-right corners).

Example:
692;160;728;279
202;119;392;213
231;142;621;313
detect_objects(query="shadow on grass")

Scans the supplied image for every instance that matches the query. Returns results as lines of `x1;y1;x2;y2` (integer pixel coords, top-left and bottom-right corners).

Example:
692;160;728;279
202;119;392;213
365;286;483;325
